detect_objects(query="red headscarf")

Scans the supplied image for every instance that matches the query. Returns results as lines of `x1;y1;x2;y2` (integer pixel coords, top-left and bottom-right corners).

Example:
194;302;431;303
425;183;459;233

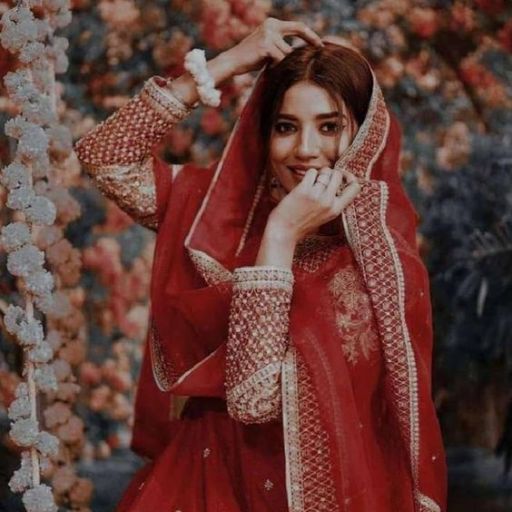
131;45;447;512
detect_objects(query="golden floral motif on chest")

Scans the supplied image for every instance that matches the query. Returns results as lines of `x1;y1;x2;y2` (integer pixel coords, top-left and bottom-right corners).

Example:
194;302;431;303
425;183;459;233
327;265;378;365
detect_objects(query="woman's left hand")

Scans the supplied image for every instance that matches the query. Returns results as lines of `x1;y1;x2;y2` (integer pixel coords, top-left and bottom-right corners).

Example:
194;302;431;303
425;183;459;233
266;168;361;243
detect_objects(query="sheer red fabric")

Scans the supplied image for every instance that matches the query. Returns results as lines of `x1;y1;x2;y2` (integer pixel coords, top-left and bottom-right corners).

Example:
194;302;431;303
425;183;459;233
121;52;447;512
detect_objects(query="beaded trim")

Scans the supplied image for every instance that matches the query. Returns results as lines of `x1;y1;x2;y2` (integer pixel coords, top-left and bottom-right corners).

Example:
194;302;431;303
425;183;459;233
140;76;192;123
416;492;441;512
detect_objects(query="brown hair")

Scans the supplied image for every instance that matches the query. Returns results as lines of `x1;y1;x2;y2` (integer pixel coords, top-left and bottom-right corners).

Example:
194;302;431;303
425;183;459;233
259;42;373;145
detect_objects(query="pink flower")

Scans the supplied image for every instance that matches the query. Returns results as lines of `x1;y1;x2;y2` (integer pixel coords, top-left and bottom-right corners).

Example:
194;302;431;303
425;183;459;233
52;465;76;495
89;385;111;412
44;402;72;429
407;7;439;38
69;477;93;507
449;2;475;32
498;20;512;53
56;416;84;444
80;362;102;386
200;108;227;136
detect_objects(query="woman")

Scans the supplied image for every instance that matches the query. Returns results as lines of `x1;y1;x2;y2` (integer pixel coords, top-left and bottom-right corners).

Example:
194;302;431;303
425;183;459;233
75;18;447;512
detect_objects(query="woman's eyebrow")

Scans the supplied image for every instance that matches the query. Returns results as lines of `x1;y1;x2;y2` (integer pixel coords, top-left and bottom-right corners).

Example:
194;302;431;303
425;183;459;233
276;112;347;121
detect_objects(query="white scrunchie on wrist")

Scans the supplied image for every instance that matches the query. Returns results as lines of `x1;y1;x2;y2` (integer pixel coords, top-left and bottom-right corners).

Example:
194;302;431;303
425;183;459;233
184;49;221;108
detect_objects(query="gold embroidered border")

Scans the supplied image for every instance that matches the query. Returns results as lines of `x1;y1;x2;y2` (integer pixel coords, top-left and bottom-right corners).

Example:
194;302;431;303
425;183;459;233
149;319;178;392
416;492;441;512
334;72;390;180
282;347;305;511
344;181;421;487
187;248;233;286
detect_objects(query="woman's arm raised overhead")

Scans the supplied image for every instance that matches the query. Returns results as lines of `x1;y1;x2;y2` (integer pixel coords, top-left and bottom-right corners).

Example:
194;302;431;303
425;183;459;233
73;55;235;230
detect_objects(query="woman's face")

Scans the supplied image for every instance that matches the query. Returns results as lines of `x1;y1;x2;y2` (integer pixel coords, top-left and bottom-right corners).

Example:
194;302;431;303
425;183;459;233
268;80;358;193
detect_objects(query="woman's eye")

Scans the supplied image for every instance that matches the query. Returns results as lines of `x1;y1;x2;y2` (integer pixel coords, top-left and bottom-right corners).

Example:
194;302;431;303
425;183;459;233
320;122;341;134
274;122;296;134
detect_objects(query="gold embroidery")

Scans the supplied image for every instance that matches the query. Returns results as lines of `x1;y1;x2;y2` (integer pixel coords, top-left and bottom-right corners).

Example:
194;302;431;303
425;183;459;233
344;180;421;490
282;348;339;512
416;492;441;512
187;248;232;286
327;265;378;365
293;235;344;273
83;157;158;230
74;79;192;230
225;266;293;424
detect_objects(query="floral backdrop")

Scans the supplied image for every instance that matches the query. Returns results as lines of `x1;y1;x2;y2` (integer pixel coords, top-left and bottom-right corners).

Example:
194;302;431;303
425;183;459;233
0;0;511;511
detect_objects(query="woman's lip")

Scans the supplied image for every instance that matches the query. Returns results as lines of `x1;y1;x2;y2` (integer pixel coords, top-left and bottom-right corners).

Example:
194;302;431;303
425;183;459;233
287;166;318;175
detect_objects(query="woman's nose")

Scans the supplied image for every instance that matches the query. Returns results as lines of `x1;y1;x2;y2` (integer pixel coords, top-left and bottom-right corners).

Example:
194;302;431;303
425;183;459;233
295;128;320;159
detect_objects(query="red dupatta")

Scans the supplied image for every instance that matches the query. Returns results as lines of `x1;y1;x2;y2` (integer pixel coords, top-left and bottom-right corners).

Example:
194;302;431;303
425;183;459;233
131;47;447;512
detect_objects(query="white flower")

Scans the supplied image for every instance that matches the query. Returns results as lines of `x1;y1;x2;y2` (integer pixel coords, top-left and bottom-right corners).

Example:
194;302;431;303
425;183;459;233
4;115;25;138
8;394;31;420
31;153;51;179
18;123;49;160
34;364;58;392
15;383;29;399
23;94;56;126
4;305;26;335
28;340;54;364
7;186;36;210
0;222;31;252
24;196;57;225
10;418;39;447
0;7;38;52
17;318;44;347
19;41;46;64
25;270;55;296
9;452;33;493
22;484;58;512
35;431;59;456
7;245;45;277
0;161;31;189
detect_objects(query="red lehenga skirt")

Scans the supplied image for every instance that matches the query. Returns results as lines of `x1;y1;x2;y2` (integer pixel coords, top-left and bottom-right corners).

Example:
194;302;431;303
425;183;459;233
116;397;288;511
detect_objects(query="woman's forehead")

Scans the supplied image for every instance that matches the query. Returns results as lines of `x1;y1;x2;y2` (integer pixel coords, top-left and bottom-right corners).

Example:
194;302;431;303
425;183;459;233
278;81;349;119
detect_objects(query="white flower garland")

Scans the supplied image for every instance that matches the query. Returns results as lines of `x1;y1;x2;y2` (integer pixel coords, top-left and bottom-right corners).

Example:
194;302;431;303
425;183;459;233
0;1;87;511
184;48;222;107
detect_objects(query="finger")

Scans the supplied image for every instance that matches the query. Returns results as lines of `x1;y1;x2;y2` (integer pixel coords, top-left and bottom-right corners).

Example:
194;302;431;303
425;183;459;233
300;168;319;188
267;46;287;66
274;37;293;56
324;169;343;198
333;181;361;211
279;21;324;48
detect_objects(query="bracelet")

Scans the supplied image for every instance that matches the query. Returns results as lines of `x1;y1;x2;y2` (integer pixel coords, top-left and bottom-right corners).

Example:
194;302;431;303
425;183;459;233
184;49;221;108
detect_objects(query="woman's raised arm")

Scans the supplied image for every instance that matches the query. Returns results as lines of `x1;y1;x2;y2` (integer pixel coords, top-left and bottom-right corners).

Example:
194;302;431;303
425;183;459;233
73;55;235;230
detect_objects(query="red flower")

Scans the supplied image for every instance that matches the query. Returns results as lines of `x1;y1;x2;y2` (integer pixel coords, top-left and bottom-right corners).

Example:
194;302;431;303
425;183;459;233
498;20;512;53
407;7;439;39
474;0;505;15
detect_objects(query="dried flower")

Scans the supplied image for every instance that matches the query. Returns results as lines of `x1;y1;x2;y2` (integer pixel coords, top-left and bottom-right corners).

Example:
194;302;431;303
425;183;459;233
17;318;45;347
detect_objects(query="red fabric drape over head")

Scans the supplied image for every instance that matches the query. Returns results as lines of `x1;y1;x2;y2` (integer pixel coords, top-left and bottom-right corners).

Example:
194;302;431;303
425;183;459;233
132;46;447;512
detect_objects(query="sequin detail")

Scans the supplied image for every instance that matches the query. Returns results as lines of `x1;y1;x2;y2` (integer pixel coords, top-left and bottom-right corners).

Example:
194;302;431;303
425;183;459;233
225;266;293;424
327;265;379;365
149;318;178;391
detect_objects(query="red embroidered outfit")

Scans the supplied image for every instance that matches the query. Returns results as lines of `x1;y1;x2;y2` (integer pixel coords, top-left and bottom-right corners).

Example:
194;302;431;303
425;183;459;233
75;59;447;512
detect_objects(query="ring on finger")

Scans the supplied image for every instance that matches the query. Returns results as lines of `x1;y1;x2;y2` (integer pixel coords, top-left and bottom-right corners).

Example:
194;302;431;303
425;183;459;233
315;176;330;187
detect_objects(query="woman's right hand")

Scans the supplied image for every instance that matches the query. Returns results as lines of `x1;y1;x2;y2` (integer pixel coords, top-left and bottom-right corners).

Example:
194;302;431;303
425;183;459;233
267;168;362;243
221;18;323;77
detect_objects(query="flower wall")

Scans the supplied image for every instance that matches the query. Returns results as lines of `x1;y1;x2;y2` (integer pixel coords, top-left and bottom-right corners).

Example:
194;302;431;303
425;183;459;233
0;0;511;510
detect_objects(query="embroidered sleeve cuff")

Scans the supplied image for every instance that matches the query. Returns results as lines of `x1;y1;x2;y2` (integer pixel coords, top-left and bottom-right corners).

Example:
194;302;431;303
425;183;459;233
140;76;193;124
225;266;293;423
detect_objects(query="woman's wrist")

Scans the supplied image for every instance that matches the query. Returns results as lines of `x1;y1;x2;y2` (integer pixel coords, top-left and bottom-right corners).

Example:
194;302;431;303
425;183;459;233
255;218;298;268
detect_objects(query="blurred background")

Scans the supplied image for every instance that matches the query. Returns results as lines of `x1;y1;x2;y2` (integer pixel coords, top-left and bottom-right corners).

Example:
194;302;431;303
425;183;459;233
0;0;511;510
